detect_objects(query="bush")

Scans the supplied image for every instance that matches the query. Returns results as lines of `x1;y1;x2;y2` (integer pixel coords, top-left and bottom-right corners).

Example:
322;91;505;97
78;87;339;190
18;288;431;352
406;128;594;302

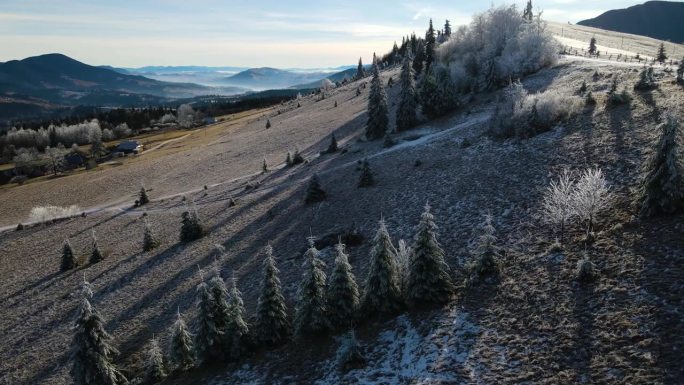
576;257;596;283
634;67;658;91
10;175;28;185
336;331;365;372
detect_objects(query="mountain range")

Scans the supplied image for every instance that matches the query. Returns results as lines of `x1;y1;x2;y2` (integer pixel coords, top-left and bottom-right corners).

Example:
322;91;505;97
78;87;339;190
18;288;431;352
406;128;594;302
578;1;684;43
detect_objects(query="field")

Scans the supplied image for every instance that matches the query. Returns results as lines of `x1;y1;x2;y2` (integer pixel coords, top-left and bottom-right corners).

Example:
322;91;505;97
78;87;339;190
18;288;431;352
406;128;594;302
1;29;683;385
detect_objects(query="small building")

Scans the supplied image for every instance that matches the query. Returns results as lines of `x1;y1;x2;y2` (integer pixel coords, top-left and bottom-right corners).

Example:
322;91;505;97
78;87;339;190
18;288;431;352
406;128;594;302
64;153;86;169
203;116;216;125
115;140;144;155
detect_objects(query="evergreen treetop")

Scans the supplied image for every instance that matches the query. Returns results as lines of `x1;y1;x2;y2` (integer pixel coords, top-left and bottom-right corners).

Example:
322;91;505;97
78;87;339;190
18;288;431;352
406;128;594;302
61;238;78;271
139;186;150;206
89;230;104;264
361;219;403;315
294;238;330;336
224;276;249;360
358;159;374;188
366;54;389;140
356;57;365;80
194;271;222;363
424;19;436;73
169;310;195;371
255;245;290;346
142;217;160;252
327;241;360;330
143;337;166;384
657;43;667;63
396;51;418;132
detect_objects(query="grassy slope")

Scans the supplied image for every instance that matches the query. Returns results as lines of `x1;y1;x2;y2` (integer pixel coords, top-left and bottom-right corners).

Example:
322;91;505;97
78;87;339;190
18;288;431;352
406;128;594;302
1;51;683;384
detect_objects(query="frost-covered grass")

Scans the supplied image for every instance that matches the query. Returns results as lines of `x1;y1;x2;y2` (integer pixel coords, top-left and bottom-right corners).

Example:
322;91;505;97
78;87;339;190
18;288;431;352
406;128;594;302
28;205;81;224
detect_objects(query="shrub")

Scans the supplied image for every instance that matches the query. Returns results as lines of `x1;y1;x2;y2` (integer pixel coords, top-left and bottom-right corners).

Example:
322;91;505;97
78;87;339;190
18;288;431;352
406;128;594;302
304;174;327;204
336;330;365;372
10;175;28;185
634;67;658;91
576;256;596;283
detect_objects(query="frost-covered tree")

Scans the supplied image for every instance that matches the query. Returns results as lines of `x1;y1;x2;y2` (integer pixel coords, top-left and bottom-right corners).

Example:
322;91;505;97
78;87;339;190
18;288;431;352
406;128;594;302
406;203;453;305
89;230;104;264
336;330;365;372
169;310;195;371
61;238;78;271
424;19;436;73
420;67;459;119
177;104;197;128
366;54;389;140
224;276;249;360
139;186;150;205
523;0;534;22
413;41;425;77
294;238;330;336
207;270;232;358
45;145;67;176
356;57;365;80
395;239;411;293
304;173;327;204
542;170;577;245
70;279;127;385
143;337;166;384
194;271;222;364
657;43;667;63
358;159;374;188
180;200;206;243
468;215;500;284
589;37;597;55
396;52;418;132
361;219;402;315
639;113;683;217
572;168;612;239
255;245;290;346
142;217;160;252
443;20;452;39
634;67;657;91
327;241;359;330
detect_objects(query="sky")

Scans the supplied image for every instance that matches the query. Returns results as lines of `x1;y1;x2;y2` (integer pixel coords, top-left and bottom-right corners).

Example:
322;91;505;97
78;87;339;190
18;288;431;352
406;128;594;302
0;0;675;68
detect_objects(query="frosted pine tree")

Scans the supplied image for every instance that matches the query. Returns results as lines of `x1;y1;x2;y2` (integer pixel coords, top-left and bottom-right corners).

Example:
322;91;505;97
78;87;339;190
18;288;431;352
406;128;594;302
70;279;127;385
207;269;232;358
358;159;374;188
366;54;389;140
89;230;104;264
143;337;166;384
180;199;206;243
142;216;160;252
361;219;402;315
224;276;249;361
194;270;222;364
61;238;78;271
468;215;500;285
294;238;330;336
406;203;453;305
396;52;418;132
255;245;290;345
336;329;365;372
356;57;365;80
327;134;338;153
304;173;327;203
326;241;359;330
169;310;195;371
139;186;150;206
639;113;683;217
424;19;436;73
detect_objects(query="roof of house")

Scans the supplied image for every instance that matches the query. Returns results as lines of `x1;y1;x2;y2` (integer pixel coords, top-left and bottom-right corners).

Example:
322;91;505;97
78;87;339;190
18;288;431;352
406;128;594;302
115;140;142;151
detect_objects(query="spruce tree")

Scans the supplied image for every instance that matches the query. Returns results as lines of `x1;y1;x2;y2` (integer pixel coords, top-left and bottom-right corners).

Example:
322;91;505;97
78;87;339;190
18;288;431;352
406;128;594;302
70;279;127;385
589;37;597;55
194;271;222;364
397;52;418;132
139;186;150;206
657;43;667;63
366;54;389;140
61;238;78;271
266;119;272;129
468;215;501;284
294;238;330;336
207;270;232;357
169;310;195;371
361;219;402;315
255;245;290;346
358;159;374;188
304;173;327;204
420;68;458;119
406;203;453;306
224;276;249;361
639;114;683;217
326;134;338;153
262;158;268;174
336;330;365;372
424;19;436;73
327;241;359;330
89;230;104;264
413;38;425;76
443;20;452;39
180;201;206;243
523;0;534;21
143;337;166;384
356;57;365;80
286;151;293;166
142;217;159;252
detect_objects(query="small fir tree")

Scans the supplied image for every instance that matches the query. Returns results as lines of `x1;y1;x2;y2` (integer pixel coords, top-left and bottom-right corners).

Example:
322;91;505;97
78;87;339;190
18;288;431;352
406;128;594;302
224;276;249;361
286;151;293;166
468;215;501;285
265;119;272;129
336;330;365;372
396;51;418;131
169;310;195;371
406;203;453;305
358;159;374;187
639;114;683;217
589;37;597;55
304;173;327;204
194;271;222;364
70;279;127;385
255;245;290;346
356;57;365;80
294;238;330;336
61;238;78;271
413;41;425;76
366;54;389;140
361;219;403;315
139;186;150;206
180;200;206;243
523;0;534;21
89;230;104;264
326;241;360;330
143;337;166;384
142;217;160;252
207;270;232;358
657;43;667;63
262;158;268;174
327;134;339;153
424;19;436;73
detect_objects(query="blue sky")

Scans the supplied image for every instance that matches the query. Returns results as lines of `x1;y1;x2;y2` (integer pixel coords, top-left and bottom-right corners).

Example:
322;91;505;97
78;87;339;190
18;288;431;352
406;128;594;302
0;1;671;68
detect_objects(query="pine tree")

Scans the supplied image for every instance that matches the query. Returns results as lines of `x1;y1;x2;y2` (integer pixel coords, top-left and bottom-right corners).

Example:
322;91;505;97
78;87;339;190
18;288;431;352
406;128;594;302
358;159;374;188
207;270;232;358
424;19;436;73
361;219;402;315
255;245;290;346
70;279;127;385
139;186;150;206
294;238;330;336
194;271;222;364
265;119;272;129
468;215;500;285
443;20;452;39
396;52;418;131
304;173;327;204
639;114;683;217
143;337;166;384
224;276;249;361
420;68;459;119
336;330;365;372
286;151;293;166
356;57;365;80
589;37;597;55
180;201;206;243
327;241;359;330
326;134;338;153
657;43;667;63
366;54;389;140
406;203;453;306
523;0;534;21
262;158;268;174
61;238;78;271
89;230;104;264
142;217;160;252
169;310;195;371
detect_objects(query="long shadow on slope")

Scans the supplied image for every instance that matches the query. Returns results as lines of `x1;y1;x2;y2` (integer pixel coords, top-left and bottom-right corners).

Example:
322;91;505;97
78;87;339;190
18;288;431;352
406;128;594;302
607;103;633;161
570;282;596;383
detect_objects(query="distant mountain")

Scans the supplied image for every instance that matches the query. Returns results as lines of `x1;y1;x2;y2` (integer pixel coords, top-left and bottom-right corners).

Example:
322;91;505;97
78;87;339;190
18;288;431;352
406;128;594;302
223;67;333;90
291;67;364;89
578;1;684;43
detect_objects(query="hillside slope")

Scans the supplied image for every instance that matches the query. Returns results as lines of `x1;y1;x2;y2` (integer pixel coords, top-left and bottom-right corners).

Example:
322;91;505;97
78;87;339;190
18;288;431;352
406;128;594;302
0;54;683;385
578;1;684;43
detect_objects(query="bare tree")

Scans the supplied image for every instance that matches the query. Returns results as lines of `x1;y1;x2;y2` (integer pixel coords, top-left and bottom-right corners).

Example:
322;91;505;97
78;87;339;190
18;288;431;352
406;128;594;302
572;168;612;240
542;169;576;245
